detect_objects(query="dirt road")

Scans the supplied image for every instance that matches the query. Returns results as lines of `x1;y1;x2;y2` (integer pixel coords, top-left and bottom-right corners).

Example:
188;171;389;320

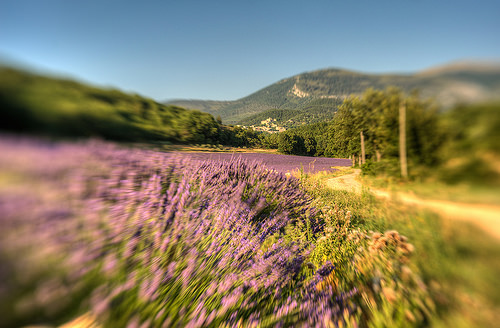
326;170;500;239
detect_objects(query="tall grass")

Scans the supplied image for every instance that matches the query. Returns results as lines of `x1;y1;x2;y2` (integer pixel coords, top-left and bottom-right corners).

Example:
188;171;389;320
300;172;500;327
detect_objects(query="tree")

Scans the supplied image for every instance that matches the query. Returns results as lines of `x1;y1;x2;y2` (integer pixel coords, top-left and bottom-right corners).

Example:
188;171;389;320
324;87;443;177
278;132;305;155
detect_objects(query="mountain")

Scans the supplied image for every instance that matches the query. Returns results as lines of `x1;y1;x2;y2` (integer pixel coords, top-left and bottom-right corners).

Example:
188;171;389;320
166;62;500;127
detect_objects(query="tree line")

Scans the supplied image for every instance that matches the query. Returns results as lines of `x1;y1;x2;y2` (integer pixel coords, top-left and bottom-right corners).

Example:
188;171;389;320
265;88;443;172
256;87;499;183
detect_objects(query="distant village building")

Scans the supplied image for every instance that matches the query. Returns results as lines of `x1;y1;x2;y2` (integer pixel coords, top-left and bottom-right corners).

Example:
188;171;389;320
240;117;286;133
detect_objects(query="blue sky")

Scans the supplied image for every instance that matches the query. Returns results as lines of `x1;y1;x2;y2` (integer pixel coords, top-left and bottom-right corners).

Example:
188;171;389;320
1;0;499;100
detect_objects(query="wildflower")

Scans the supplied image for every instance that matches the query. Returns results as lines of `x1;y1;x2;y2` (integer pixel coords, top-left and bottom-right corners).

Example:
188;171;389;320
384;230;399;240
382;287;397;303
403;243;415;254
400;265;413;281
317;261;334;277
405;309;416;322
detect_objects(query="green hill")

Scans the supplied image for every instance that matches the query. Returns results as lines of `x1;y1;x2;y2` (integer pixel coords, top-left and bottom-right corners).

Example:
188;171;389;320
0;66;223;144
166;62;500;126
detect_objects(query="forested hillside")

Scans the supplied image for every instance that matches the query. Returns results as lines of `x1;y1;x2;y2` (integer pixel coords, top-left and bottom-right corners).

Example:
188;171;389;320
237;98;341;128
167;62;500;126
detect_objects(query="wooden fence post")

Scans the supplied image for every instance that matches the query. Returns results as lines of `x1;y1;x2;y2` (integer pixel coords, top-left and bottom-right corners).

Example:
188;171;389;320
399;101;408;178
360;131;366;164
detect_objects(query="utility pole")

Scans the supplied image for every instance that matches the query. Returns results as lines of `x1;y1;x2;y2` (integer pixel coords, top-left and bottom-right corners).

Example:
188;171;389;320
399;100;408;178
360;131;366;164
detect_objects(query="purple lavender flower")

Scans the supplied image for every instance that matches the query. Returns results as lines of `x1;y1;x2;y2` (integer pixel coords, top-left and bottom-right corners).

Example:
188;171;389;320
0;135;356;328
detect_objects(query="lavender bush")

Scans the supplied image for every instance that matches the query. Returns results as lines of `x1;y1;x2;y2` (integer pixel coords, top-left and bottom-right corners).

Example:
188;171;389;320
0;136;359;327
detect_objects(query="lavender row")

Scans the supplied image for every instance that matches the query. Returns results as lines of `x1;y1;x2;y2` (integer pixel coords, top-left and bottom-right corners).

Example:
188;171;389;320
176;152;352;174
0;136;357;327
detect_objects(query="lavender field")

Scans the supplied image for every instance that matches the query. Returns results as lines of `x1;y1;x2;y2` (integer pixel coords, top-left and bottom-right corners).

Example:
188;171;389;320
176;152;352;174
0;136;433;328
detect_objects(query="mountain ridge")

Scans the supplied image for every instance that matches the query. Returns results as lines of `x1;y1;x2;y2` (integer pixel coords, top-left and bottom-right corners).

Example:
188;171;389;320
165;61;500;126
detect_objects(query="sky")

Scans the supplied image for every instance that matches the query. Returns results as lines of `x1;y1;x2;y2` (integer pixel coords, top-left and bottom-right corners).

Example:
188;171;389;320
1;0;499;101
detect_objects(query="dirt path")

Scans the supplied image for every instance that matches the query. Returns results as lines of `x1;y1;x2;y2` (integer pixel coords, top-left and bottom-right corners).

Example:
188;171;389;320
325;170;363;194
326;170;500;240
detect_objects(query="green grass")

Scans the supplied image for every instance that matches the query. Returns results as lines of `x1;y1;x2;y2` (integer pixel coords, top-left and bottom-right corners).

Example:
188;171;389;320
299;173;500;327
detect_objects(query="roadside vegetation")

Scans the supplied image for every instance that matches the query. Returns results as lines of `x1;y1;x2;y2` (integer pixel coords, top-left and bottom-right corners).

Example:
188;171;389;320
300;171;500;328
